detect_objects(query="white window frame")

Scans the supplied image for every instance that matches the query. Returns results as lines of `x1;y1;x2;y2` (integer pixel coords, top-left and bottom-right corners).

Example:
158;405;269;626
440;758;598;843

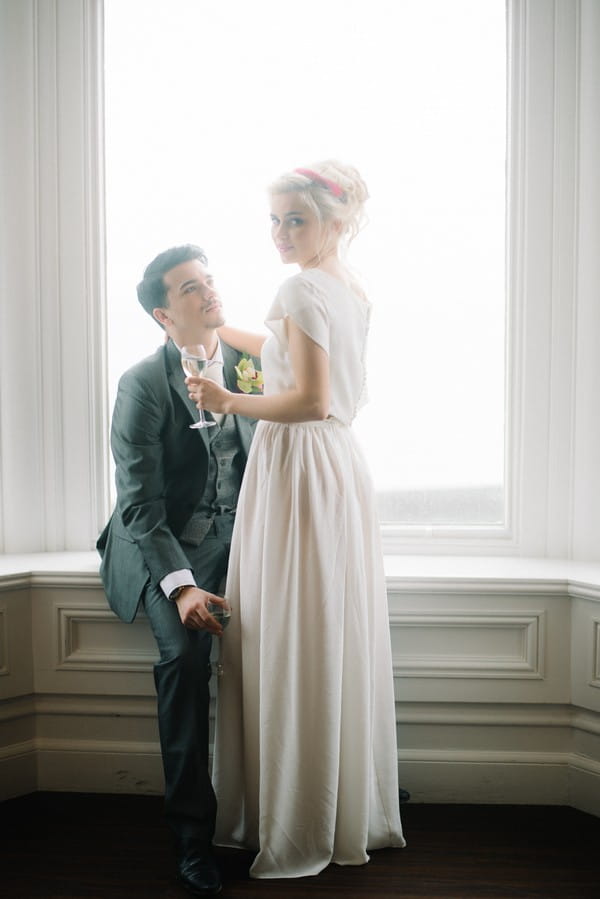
1;0;598;561
383;0;588;557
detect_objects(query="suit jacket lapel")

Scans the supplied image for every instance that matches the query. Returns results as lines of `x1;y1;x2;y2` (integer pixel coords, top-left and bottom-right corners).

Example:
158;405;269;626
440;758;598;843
221;340;239;393
221;340;255;456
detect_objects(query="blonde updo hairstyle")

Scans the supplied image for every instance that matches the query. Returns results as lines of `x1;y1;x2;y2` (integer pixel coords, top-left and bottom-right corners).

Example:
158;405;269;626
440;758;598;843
269;159;369;252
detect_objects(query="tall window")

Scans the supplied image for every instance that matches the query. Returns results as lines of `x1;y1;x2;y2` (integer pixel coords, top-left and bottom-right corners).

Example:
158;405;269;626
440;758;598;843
104;0;507;528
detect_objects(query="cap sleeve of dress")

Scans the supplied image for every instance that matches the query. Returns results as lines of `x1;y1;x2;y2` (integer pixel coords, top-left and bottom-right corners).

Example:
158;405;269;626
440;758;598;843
265;274;330;354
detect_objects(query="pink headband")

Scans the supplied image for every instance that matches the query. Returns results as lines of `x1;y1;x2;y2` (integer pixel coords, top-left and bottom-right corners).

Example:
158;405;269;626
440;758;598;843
294;167;344;199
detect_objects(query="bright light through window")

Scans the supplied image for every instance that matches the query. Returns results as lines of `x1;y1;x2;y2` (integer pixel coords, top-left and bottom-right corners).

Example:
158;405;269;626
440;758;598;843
104;0;507;526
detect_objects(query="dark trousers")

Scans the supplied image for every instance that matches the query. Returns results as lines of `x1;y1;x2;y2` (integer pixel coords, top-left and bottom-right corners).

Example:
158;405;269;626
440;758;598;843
142;532;231;855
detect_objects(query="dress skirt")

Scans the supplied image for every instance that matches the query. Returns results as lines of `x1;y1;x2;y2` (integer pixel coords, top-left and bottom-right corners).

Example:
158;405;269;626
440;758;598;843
212;418;405;878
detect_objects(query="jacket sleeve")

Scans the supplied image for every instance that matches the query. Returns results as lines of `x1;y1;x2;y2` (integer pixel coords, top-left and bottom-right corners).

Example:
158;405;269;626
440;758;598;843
110;365;193;588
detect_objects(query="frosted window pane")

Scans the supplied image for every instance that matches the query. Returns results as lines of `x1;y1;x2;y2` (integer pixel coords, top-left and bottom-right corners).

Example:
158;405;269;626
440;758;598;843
104;0;507;527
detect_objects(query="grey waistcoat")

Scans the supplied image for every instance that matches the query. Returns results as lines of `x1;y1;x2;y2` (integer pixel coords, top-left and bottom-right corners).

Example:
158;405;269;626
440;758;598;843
179;414;245;545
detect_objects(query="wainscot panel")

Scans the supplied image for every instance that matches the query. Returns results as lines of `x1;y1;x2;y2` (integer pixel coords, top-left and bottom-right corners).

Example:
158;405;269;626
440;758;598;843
1;554;600;817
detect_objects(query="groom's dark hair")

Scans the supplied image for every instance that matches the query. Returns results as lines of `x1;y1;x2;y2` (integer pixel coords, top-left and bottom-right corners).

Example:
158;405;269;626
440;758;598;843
137;244;208;323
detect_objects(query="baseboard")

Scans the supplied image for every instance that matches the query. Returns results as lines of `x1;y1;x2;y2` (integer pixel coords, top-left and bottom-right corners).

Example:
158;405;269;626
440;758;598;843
2;738;599;818
398;750;600;814
0;741;37;800
398;753;569;805
2;694;600;817
1;697;600;817
568;756;600;817
36;741;165;795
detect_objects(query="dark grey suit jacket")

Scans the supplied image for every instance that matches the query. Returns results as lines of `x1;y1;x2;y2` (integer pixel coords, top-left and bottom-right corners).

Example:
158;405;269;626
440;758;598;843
96;338;258;622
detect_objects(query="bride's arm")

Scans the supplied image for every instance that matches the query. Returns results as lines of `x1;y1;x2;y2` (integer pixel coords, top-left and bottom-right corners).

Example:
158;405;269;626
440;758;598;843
217;325;267;358
189;320;329;423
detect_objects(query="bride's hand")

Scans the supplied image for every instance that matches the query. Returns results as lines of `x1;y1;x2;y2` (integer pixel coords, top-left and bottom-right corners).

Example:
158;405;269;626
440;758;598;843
186;376;232;414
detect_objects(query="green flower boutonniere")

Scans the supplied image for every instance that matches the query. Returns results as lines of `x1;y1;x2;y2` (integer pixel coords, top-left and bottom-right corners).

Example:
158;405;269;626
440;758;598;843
235;355;264;394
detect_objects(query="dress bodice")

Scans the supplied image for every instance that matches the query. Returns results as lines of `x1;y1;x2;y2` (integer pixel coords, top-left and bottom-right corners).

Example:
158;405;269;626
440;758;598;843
261;269;370;425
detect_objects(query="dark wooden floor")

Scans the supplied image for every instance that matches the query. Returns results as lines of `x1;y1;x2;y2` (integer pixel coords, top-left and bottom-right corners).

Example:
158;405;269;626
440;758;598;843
1;792;600;898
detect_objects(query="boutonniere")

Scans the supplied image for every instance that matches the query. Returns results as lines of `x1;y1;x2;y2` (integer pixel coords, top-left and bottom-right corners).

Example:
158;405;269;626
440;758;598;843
235;355;264;394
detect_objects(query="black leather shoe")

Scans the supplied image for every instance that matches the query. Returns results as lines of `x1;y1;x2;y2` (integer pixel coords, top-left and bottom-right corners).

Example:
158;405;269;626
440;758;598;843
399;787;411;803
177;853;222;896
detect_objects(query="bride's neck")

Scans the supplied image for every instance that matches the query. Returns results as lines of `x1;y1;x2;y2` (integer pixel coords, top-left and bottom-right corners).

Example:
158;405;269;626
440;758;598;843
302;251;346;279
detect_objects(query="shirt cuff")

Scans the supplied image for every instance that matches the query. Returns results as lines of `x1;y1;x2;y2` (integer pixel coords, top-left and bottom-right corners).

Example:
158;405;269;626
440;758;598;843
160;569;196;600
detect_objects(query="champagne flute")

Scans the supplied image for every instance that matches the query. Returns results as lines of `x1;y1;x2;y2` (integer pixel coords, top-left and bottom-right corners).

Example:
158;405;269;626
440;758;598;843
208;598;231;677
180;344;216;430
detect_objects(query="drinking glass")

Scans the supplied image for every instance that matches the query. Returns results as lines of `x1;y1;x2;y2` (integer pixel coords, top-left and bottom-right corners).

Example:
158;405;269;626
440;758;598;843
208;599;231;677
180;344;216;429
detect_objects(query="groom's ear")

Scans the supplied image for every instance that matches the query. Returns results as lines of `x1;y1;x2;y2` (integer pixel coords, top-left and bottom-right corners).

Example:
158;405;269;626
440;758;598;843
153;307;171;329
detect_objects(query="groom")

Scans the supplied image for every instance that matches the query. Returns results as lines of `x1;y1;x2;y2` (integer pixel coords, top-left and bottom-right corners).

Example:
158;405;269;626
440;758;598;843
97;245;258;897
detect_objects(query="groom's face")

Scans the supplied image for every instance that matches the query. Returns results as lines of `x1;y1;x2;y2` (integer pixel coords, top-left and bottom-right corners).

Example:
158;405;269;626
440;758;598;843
157;259;225;338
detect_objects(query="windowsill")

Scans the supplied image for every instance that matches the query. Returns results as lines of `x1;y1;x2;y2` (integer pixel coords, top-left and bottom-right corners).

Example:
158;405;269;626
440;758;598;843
0;552;101;587
383;555;600;600
1;551;600;601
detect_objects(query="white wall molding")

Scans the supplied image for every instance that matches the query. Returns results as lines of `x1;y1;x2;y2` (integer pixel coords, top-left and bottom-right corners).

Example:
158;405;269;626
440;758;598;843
0;0;109;554
546;0;579;559
2;693;599;737
567;581;600;603
0;561;599;814
3;698;600;808
0;739;36;763
4;552;600;596
398;702;600;738
508;0;583;559
390;610;545;679
571;0;600;558
36;737;161;756
56;604;156;673
0;693;158;723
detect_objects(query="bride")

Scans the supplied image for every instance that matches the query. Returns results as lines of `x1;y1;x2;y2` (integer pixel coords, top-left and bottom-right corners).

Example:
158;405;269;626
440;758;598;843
186;159;406;879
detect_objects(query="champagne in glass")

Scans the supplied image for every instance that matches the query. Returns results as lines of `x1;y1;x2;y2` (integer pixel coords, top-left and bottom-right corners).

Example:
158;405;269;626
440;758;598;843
180;344;216;429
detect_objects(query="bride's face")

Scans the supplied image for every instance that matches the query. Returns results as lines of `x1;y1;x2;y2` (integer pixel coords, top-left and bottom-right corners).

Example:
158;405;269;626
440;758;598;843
270;192;336;269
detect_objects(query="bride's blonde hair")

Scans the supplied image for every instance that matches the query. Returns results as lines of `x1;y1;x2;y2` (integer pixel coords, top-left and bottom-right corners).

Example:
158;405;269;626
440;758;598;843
268;159;369;249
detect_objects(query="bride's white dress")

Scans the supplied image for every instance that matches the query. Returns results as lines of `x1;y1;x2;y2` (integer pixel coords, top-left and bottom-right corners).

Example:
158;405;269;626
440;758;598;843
213;268;405;878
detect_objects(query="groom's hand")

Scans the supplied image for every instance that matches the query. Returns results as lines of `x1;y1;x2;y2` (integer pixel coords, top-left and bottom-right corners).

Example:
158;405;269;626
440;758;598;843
175;586;225;635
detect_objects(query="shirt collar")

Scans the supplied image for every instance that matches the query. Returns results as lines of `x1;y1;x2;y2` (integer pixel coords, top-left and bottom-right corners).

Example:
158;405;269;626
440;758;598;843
172;336;223;364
